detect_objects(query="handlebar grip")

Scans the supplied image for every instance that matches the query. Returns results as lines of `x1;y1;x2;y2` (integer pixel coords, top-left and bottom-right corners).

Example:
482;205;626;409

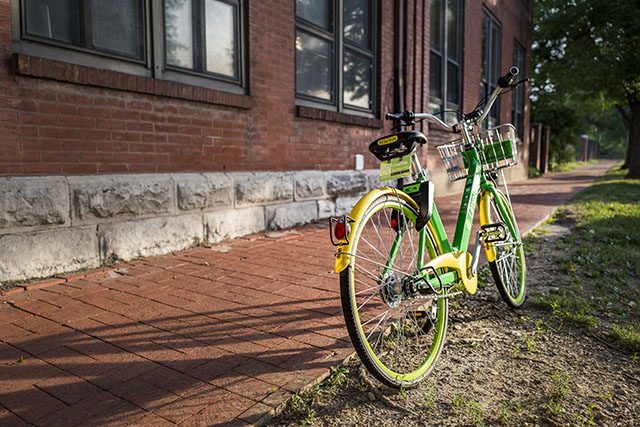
385;111;415;121
497;66;519;88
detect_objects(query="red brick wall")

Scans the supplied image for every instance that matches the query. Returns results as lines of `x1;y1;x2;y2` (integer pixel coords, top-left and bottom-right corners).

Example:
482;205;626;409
0;0;532;177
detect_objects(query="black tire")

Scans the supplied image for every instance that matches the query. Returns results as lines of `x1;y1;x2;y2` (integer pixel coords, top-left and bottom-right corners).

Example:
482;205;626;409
486;191;527;308
340;194;448;388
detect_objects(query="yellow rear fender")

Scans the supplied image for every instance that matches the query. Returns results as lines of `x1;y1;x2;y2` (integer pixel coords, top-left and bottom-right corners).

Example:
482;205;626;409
334;187;419;273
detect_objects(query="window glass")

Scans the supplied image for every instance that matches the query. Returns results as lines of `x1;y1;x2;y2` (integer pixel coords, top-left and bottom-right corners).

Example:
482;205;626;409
481;10;501;126
165;0;194;69
91;0;142;57
512;42;526;139
429;51;442;101
296;0;332;31
24;0;144;60
25;0;81;44
445;0;458;60
205;0;237;77
295;0;375;113
19;0;247;91
343;50;371;108
429;0;460;115
344;0;370;49
295;31;333;101
446;62;459;104
430;0;441;51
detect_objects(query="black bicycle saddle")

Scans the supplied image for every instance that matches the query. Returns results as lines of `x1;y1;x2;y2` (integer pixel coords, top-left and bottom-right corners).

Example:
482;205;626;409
368;131;427;161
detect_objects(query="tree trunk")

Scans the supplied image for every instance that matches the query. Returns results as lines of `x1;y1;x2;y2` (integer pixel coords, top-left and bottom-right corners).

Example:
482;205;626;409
626;102;640;179
616;104;632;169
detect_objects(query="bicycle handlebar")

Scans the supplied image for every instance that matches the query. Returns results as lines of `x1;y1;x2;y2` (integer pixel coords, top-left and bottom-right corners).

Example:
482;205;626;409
497;66;519;88
386;66;522;131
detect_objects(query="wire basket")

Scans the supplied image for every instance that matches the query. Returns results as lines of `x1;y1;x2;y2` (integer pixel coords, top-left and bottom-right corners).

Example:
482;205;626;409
436;124;518;182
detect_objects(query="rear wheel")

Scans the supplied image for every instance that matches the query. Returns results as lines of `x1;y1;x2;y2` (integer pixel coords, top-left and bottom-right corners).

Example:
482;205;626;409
340;193;447;388
486;191;527;308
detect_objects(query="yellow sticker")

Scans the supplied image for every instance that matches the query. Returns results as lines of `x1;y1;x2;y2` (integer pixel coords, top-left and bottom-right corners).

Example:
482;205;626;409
377;135;398;146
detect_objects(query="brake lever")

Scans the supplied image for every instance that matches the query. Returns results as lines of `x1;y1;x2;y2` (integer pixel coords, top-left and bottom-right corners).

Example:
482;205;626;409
511;78;529;88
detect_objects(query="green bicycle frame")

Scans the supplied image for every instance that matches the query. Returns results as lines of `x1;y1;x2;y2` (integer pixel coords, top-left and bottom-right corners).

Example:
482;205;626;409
403;145;518;291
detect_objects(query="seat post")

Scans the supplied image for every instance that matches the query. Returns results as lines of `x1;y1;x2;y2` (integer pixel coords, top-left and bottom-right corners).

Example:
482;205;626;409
411;151;428;181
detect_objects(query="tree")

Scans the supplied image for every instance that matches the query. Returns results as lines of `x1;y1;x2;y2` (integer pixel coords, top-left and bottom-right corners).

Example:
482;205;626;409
533;0;640;178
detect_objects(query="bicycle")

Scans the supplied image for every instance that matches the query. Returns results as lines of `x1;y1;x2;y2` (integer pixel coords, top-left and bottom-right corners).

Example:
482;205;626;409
329;67;527;388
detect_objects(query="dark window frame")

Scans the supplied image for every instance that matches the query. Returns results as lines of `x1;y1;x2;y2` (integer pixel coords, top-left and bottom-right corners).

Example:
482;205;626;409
11;0;248;95
511;40;526;140
429;0;462;123
294;0;378;118
21;0;147;63
160;0;246;93
481;8;501;128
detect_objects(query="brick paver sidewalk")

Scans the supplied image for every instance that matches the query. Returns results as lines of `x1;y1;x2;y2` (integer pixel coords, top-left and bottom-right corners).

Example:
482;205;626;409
0;161;616;426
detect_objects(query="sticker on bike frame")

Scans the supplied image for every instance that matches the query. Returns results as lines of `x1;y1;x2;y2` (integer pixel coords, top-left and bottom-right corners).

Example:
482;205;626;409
379;155;411;182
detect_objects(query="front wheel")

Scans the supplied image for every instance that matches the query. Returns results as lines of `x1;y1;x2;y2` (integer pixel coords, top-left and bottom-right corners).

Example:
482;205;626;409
485;190;527;308
340;193;447;388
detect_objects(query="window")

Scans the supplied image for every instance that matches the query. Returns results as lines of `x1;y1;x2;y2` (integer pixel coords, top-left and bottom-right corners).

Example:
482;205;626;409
429;0;461;123
13;0;247;93
512;41;526;140
481;9;501;128
294;0;376;115
23;0;145;61
164;0;244;85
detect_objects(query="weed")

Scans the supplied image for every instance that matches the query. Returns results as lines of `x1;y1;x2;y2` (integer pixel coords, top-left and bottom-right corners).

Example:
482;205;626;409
546;398;563;417
12;355;24;365
300;407;316;427
576;404;597;425
513;401;522;415
452;394;465;412
451;395;486;426
423;393;435;410
477;264;493;288
399;387;406;401
610;324;640;353
325;366;347;388
465;400;485;427
354;380;369;392
546;370;570;417
497;402;510;424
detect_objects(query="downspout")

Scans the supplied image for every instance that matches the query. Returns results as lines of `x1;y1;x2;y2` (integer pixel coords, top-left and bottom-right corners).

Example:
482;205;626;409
394;0;405;113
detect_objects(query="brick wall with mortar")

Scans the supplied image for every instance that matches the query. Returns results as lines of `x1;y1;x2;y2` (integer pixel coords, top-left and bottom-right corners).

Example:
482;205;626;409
0;0;533;284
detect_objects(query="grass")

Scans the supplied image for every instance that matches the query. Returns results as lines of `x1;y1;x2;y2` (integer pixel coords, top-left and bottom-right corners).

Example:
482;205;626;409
286;365;349;426
546;370;571;417
550;159;600;173
532;165;640;353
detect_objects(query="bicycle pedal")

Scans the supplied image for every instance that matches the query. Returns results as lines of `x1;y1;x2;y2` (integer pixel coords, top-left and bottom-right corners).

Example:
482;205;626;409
481;222;507;243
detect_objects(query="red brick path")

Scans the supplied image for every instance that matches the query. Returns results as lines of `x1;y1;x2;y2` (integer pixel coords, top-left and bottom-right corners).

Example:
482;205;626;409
0;161;616;426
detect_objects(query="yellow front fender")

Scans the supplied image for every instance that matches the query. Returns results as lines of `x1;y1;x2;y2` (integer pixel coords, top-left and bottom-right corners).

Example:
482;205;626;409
478;190;497;262
334;187;419;273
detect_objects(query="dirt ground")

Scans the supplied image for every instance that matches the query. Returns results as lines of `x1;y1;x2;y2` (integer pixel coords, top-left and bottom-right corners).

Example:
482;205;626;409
267;219;640;426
